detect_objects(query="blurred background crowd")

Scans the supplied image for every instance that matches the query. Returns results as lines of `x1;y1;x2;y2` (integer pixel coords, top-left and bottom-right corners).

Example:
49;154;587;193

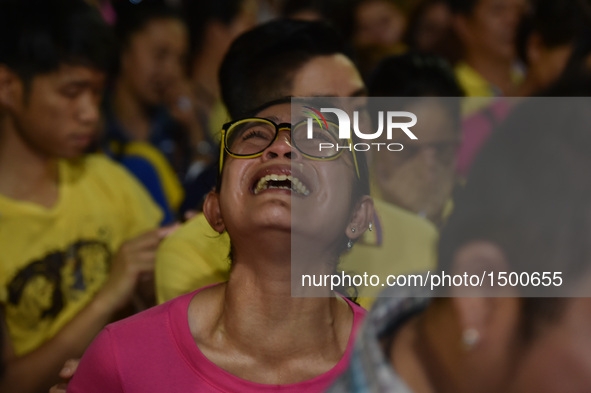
85;0;591;225
2;0;591;391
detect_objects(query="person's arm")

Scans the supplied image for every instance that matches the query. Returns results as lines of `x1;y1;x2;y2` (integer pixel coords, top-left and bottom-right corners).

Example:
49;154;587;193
0;228;169;393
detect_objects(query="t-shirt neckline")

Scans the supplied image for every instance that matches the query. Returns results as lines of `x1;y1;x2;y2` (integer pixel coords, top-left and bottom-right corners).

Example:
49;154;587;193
169;284;364;392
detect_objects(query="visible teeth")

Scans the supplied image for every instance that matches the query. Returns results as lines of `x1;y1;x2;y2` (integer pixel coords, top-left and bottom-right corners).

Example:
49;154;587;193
253;174;310;196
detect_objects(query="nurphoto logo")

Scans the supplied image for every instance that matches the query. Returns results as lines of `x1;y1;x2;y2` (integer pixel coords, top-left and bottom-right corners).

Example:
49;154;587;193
303;106;417;152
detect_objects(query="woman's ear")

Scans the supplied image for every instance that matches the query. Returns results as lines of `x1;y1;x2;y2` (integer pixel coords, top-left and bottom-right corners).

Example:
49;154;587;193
203;191;225;233
450;241;520;352
346;196;375;240
0;66;23;110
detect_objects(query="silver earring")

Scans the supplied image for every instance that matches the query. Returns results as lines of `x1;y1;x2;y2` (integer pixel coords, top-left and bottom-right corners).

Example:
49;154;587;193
368;222;373;232
347;239;353;249
351;227;356;233
462;328;480;350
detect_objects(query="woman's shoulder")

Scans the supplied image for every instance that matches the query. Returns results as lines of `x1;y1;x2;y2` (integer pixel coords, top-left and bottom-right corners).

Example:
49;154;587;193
106;289;203;337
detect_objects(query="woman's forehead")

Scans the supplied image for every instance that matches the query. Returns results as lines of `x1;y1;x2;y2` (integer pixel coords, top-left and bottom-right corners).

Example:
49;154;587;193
255;103;292;122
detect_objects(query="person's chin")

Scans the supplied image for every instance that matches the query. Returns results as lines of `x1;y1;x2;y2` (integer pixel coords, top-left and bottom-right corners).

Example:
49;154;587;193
58;145;89;160
141;91;164;109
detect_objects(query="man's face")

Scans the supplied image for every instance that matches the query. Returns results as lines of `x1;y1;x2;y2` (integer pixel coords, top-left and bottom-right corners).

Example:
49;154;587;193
355;0;407;47
120;18;188;107
374;99;458;224
459;0;526;62
7;65;105;158
291;54;366;98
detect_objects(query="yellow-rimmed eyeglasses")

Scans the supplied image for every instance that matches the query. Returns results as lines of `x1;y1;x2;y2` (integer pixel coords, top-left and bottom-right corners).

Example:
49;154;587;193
218;118;360;178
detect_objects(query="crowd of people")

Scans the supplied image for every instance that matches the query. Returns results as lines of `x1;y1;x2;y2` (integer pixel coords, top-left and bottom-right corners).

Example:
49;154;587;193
1;0;591;392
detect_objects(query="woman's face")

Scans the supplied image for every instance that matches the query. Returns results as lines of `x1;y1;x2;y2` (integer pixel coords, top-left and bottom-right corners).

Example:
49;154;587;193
217;103;359;250
120;18;188;107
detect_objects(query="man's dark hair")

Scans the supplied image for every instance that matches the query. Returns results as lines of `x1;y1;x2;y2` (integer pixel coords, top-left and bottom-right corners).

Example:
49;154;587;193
367;53;463;133
0;0;115;84
368;53;464;97
219;19;353;119
182;0;248;57
438;74;591;335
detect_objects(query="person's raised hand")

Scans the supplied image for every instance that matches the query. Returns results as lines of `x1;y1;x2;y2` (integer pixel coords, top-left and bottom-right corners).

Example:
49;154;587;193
95;225;178;311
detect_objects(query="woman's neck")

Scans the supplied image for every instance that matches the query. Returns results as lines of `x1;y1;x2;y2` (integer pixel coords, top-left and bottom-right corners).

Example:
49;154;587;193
189;255;354;384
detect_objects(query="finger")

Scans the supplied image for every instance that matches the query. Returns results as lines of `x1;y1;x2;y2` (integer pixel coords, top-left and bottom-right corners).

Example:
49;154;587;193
184;211;198;221
50;383;67;393
134;228;165;243
124;231;164;252
159;223;180;238
58;358;80;378
139;271;154;282
129;251;158;271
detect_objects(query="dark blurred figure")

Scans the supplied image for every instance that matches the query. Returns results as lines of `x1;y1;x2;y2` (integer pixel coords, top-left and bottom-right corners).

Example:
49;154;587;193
447;0;526;99
352;0;409;78
104;0;192;222
456;0;590;177
354;0;408;49
84;0;116;23
330;73;591;393
516;0;590;96
404;0;453;55
182;0;257;137
280;0;357;44
178;0;258;213
368;53;463;227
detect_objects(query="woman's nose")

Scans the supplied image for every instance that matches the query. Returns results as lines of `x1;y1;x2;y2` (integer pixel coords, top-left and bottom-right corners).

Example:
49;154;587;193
263;129;300;160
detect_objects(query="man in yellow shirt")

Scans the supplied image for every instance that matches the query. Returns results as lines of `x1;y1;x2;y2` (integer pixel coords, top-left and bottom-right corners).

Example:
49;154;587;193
0;1;168;391
448;0;525;112
156;20;438;309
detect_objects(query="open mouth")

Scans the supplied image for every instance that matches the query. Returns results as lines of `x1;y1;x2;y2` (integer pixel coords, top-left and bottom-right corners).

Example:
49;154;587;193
253;174;310;196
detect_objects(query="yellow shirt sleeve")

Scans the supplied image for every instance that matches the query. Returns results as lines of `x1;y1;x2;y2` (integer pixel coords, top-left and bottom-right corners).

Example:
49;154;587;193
156;214;230;303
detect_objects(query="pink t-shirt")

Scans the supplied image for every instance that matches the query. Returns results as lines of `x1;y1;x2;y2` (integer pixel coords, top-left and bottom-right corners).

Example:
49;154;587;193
67;287;366;393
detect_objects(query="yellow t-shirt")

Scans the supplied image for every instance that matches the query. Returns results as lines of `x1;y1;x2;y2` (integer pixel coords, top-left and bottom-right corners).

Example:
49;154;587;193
0;155;162;355
455;62;523;115
155;199;437;309
155;213;231;305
